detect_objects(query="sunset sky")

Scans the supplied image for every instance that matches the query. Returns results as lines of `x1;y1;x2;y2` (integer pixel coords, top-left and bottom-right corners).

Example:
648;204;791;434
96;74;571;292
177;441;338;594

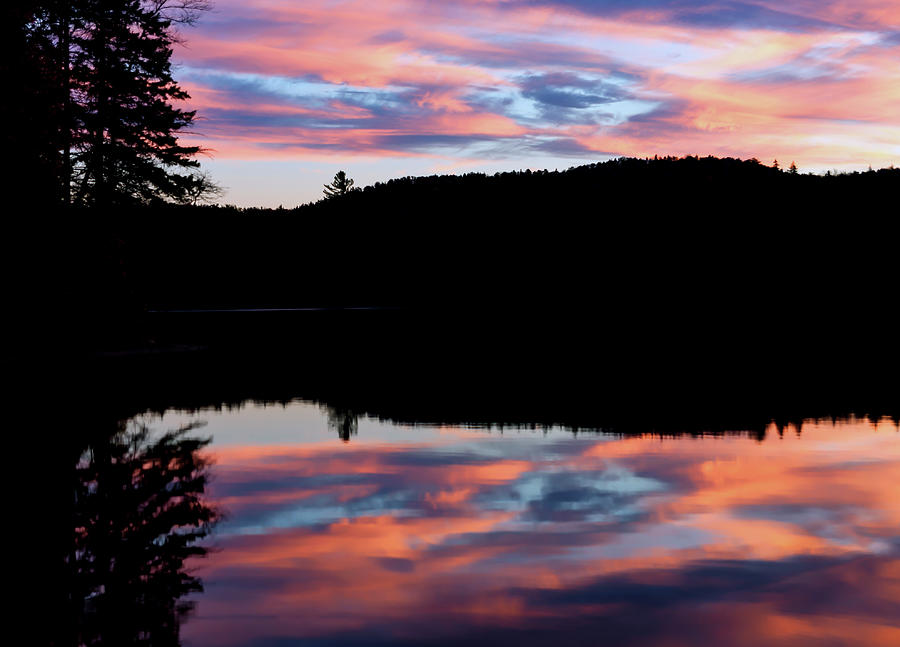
174;0;900;206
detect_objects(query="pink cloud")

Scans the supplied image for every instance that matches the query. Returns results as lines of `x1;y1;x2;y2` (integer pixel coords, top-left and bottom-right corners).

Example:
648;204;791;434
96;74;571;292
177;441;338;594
172;0;899;199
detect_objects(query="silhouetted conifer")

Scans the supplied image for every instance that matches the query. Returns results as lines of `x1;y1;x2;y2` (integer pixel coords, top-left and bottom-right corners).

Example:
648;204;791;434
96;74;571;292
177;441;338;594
323;170;356;198
73;0;210;205
18;1;212;206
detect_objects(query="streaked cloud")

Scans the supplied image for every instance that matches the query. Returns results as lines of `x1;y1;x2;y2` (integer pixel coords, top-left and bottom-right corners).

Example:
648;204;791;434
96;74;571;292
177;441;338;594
174;0;900;204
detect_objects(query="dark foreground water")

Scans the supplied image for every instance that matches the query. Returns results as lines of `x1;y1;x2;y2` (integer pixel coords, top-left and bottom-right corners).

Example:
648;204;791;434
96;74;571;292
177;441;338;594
112;404;898;647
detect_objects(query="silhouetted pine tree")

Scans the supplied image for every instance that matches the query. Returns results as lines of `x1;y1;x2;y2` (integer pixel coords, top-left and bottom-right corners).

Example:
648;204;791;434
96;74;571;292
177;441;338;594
72;0;208;206
17;1;211;206
323;170;356;198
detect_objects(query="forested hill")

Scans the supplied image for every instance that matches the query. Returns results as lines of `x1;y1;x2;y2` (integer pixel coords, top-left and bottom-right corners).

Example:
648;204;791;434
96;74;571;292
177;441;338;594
300;155;898;217
167;154;895;218
52;155;898;352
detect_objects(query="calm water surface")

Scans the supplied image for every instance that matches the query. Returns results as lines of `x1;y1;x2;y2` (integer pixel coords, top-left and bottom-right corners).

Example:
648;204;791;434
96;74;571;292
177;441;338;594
143;404;900;647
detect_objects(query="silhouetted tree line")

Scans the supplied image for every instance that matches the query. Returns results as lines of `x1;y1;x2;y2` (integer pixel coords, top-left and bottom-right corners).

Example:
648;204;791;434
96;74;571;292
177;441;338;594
6;1;213;208
301;155;897;211
52;155;897;321
36;152;894;388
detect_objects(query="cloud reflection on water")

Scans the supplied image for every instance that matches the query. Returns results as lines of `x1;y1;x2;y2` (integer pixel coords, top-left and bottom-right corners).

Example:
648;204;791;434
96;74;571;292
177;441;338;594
182;414;899;646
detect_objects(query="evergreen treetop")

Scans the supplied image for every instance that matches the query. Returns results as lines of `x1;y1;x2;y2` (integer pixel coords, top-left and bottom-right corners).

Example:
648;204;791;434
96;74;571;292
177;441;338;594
20;0;213;206
323;170;356;198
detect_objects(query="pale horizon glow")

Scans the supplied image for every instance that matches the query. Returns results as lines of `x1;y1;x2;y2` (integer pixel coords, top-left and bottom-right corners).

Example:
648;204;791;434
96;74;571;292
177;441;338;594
173;0;900;206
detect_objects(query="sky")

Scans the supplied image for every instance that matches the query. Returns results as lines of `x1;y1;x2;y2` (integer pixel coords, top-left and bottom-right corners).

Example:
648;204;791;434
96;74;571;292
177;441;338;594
172;0;900;206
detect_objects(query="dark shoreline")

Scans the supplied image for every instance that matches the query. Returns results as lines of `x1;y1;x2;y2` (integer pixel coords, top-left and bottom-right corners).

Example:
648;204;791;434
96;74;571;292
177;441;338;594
80;307;899;440
43;156;898;437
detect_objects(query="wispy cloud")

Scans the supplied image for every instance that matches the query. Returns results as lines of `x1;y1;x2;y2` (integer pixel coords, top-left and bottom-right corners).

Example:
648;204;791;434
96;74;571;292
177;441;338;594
174;0;900;203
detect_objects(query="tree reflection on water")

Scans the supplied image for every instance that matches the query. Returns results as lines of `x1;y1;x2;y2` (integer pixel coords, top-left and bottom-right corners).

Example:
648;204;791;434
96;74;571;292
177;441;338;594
324;405;359;443
68;421;219;646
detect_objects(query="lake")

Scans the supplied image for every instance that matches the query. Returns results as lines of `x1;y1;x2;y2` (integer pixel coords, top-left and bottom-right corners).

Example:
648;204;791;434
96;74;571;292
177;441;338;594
92;401;899;647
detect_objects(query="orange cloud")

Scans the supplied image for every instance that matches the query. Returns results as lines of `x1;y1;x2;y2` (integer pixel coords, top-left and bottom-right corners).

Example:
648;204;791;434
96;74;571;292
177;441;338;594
174;0;899;190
